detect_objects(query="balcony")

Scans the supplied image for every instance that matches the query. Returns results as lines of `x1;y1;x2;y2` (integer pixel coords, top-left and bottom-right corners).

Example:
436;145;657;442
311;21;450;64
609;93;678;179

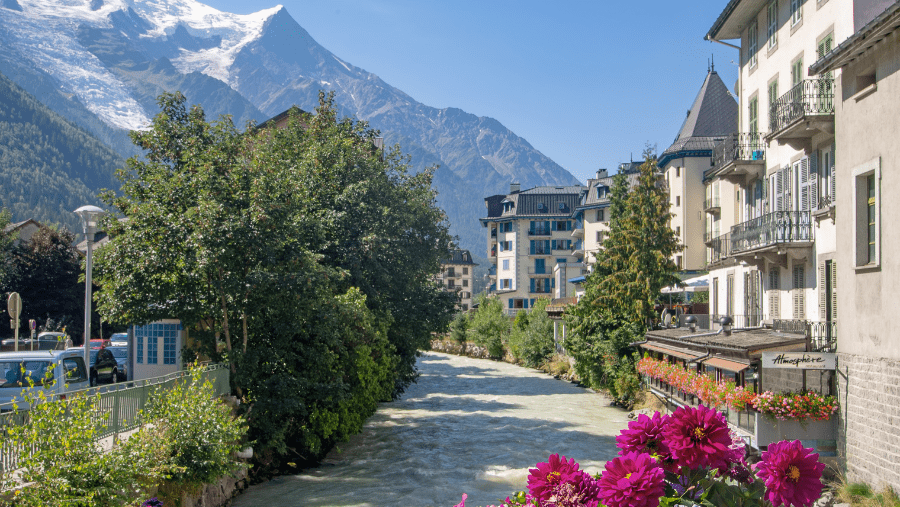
768;78;835;149
489;248;497;258
706;233;731;266
531;246;552;256
703;230;719;244
773;320;836;352
730;211;814;256
707;133;766;182
490;228;497;238
704;197;721;214
528;268;552;276
528;226;552;236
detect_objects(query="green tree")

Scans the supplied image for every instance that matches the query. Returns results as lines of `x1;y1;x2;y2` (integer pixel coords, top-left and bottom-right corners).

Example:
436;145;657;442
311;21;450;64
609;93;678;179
449;311;469;345
519;297;555;368
469;294;509;358
0;225;84;339
565;152;681;403
93;91;454;468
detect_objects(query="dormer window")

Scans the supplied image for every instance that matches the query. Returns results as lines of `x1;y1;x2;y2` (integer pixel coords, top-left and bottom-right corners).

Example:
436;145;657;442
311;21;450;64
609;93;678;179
537;203;546;212
596;186;608;199
558;202;566;211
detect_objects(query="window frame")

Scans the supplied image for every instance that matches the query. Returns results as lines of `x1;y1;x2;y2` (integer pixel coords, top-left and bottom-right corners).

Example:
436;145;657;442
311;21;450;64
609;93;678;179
749;95;759;133
852;157;881;269
767;0;778;49
748;20;759;67
790;0;802;26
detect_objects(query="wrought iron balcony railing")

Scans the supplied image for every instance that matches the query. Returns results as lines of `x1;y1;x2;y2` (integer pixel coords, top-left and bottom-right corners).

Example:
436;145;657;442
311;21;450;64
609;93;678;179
773;320;836;352
707;233;731;265
730;211;814;254
529;227;552;236
769;78;834;134
710;132;766;173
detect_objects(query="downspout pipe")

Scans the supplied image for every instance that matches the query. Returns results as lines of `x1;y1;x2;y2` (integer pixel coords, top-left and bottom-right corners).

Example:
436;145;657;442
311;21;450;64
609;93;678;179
706;35;741;50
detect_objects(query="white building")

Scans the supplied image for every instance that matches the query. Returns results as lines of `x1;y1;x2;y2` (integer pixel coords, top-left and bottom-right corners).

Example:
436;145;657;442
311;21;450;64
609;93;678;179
439;249;477;312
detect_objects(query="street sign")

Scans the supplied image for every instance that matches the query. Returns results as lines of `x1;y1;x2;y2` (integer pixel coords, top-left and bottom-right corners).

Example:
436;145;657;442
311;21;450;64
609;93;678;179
29;319;36;331
7;292;21;319
761;351;836;370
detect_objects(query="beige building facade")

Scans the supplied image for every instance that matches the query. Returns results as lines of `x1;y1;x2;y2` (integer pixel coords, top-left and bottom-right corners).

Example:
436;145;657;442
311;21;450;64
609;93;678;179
439;249;477;312
809;2;900;490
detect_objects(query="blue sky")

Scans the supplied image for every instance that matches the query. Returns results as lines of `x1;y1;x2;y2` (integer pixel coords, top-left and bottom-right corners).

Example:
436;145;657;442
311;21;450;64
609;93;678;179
203;0;740;184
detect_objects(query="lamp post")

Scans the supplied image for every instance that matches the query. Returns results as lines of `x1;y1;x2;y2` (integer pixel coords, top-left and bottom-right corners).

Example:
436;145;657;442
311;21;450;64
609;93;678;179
74;205;106;379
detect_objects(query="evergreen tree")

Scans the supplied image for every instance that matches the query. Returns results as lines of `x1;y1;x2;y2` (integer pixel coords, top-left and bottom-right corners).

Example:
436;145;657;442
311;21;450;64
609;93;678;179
564;151;682;404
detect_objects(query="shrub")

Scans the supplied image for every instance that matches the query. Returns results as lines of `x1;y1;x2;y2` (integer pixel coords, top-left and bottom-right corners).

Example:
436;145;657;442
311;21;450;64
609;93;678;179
469;295;510;359
143;364;247;499
519;298;555;368
449;312;469;345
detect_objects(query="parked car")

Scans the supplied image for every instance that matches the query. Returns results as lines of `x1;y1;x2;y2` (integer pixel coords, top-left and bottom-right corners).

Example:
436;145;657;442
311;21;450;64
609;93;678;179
109;332;128;347
88;348;120;386
89;338;110;349
0;331;72;352
106;345;127;381
0;349;91;410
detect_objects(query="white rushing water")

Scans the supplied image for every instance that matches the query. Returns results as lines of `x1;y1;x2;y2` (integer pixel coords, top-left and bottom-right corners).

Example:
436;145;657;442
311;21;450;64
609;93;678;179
233;352;633;507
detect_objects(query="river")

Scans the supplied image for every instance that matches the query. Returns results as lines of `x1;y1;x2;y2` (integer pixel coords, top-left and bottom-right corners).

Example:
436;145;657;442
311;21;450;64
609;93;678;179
232;351;632;507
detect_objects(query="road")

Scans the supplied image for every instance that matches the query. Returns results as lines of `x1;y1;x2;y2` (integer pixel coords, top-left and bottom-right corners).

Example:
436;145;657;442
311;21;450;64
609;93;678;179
232;351;631;507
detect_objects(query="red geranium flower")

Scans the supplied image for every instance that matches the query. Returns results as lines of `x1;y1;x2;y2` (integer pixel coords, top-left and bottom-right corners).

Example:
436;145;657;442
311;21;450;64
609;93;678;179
756;440;826;507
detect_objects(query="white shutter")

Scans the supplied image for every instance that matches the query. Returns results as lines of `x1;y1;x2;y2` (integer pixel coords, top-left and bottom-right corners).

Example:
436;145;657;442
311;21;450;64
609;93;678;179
810;151;819;210
818;262;826;320
831;260;838;321
792;265;805;319
800;157;811;211
831;141;837;202
769;267;780;319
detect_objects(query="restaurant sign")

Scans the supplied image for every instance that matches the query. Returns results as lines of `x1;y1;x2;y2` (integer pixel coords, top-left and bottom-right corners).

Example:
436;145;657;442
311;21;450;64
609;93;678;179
761;352;836;370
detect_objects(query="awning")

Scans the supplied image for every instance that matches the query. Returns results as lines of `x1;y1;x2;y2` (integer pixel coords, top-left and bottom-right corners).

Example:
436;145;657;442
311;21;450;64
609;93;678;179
640;343;704;361
661;275;709;294
703;357;750;373
568;276;586;284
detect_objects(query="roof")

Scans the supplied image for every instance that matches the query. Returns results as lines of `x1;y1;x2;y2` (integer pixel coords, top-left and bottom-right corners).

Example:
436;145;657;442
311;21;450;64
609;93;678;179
809;1;900;75
578;170;641;209
481;185;586;222
659;70;737;168
707;0;768;41
644;327;808;356
441;249;477;266
2;219;41;234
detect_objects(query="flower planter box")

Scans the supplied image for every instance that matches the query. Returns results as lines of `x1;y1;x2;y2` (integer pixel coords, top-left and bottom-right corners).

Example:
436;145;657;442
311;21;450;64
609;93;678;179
755;414;837;455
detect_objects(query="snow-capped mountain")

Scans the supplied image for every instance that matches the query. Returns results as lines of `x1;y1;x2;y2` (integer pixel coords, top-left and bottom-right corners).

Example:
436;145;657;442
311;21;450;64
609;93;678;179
0;0;580;252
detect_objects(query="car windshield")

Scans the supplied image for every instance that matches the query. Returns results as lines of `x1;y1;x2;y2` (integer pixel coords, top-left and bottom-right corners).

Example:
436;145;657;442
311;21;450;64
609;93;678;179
90;351;98;365
108;348;127;359
0;360;54;387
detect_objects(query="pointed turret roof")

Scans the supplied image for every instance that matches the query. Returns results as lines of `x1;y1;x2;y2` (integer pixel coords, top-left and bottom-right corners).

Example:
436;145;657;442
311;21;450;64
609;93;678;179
659;68;738;166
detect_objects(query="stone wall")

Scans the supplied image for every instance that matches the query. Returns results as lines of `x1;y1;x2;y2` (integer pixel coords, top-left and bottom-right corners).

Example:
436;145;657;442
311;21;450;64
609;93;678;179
762;368;834;395
837;353;900;492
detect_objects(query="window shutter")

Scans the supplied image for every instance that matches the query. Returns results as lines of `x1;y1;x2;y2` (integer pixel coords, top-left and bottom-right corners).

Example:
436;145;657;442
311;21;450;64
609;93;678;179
810;151;819;209
775;170;784;211
818;262;826;320
551;221;557;231
831;141;836;201
509;299;514;309
524;299;529;309
768;267;780;320
831;260;838;320
530;241;535;255
800;157;811;212
792;265;805;319
530;278;535;293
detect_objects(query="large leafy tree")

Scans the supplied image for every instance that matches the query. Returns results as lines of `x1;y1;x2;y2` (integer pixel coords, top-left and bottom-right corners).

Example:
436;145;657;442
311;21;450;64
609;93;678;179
565;152;682;401
93;92;455;467
0;225;83;338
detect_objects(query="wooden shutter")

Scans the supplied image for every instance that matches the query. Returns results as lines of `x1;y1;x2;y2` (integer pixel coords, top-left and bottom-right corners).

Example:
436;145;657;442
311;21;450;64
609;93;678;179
810;151;819;209
818;261;826;320
831;140;836;201
831;260;838;321
799;157;813;211
793;265;805;319
769;267;780;319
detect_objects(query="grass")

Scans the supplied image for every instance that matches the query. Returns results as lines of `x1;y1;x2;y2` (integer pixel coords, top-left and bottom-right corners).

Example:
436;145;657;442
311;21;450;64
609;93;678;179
832;477;900;507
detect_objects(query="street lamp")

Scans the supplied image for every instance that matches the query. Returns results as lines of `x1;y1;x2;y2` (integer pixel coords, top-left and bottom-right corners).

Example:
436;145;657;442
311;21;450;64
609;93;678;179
74;205;106;380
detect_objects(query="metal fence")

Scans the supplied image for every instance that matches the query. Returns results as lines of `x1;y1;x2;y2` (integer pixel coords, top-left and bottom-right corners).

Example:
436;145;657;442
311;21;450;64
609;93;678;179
730;211;814;254
774;319;836;352
711;132;766;173
0;364;230;474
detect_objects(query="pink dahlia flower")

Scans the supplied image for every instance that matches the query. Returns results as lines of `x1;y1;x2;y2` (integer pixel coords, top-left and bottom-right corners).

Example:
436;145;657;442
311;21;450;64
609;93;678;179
597;452;665;507
756;440;826;507
527;454;581;503
616;412;671;458
662;404;733;470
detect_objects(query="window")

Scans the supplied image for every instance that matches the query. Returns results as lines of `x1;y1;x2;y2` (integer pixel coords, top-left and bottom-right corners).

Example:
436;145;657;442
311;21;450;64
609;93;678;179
447;267;455;277
462;279;468;287
596;209;605;221
676;256;683;270
136;334;143;364
768;267;780;319
462;304;468;311
463;267;468;275
502;259;510;270
500;278;512;289
767;0;778;48
676;226;681;237
596;231;604;244
499;240;512;252
163;329;176;365
768;79;779;123
530;278;552;294
147;335;158;365
749;96;759;132
675;196;681;207
448;279;455;288
676;167;681;178
792;265;805;319
554;220;571;231
556;258;567;264
852;158;880;268
748;20;758;67
535;258;546;274
503;222;513;232
63;358;87;383
790;0;801;26
791;57;803;86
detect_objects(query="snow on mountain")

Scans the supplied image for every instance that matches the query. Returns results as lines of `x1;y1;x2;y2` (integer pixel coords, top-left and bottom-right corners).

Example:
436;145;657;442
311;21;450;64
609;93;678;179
0;0;277;130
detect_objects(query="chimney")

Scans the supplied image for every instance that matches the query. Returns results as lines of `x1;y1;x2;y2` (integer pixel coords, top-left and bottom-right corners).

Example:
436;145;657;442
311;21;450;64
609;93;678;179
596;168;608;179
510;182;521;194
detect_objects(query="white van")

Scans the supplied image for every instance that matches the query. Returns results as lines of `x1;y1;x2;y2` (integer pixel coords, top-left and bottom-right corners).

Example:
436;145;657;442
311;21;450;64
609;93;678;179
0;349;91;410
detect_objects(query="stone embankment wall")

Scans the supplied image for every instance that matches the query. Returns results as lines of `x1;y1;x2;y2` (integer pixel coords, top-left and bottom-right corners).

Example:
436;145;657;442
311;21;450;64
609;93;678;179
428;339;579;383
837;353;900;492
